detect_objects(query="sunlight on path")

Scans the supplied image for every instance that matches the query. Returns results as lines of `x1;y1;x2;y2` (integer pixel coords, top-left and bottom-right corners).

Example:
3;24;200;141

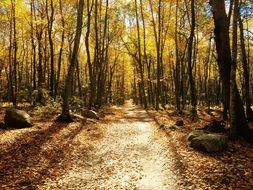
41;101;179;190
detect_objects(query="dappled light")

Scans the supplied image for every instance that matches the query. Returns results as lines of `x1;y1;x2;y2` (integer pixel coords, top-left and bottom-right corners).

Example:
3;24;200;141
0;0;253;189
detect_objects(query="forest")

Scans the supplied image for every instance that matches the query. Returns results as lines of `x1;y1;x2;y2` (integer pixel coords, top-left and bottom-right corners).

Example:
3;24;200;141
0;0;253;189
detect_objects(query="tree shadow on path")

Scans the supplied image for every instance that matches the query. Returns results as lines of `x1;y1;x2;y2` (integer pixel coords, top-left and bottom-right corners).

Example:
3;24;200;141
0;121;86;189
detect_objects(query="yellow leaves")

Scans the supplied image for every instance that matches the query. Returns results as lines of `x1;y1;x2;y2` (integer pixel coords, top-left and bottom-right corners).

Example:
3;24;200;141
248;16;253;29
0;0;29;16
33;18;48;27
0;0;11;8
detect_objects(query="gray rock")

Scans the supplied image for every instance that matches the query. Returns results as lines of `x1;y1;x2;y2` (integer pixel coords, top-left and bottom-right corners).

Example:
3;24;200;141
187;130;207;141
4;108;33;128
189;134;227;153
82;109;99;120
175;120;184;126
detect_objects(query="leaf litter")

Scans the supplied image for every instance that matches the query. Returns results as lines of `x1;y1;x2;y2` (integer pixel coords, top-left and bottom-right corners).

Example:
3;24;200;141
0;103;252;190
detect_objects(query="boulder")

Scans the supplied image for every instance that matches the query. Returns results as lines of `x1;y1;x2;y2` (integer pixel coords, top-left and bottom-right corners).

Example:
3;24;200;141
189;133;227;153
187;130;207;142
4;108;33;128
175;119;184;126
82;109;99;120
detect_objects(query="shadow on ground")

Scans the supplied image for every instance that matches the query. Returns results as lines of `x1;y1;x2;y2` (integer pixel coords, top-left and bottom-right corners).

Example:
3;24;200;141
0;121;87;189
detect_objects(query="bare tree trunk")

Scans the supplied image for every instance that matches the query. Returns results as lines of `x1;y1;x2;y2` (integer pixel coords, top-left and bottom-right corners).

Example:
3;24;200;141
55;0;65;98
204;35;212;109
59;0;84;122
30;0;37;91
76;59;83;98
46;0;55;97
174;0;181;111
156;0;162;110
238;11;252;120
209;0;231;120
12;0;18;106
106;54;118;103
134;0;147;109
230;0;249;139
8;1;14;103
140;0;149;108
149;0;162;110
37;30;44;105
187;0;197;115
96;0;109;108
85;0;95;108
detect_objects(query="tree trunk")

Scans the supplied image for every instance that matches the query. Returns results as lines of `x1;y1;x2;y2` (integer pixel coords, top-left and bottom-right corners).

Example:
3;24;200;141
46;0;55;97
58;0;85;122
30;0;37;91
85;0;95;108
209;0;231;120
174;0;181;112
134;0;147;109
12;0;18;106
37;31;44;105
55;0;65;98
230;0;249;139
140;0;148;108
187;0;197;115
238;12;252;120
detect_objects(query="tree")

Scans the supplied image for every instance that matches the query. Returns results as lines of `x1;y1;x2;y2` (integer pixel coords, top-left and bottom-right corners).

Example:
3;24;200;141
209;0;232;120
174;0;181;112
58;0;85;122
209;0;249;139
46;0;55;97
134;0;147;109
238;5;253;120
55;0;65;98
85;0;94;108
230;0;249;139
187;0;197;115
148;0;162;110
0;0;253;127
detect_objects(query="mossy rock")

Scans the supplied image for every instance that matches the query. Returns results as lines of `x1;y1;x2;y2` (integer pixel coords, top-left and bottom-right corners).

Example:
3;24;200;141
189;133;227;153
187;130;207;142
4;108;33;128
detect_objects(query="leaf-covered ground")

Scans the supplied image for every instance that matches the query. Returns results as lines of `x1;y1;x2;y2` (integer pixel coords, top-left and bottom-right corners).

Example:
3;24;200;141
0;102;253;189
147;108;253;190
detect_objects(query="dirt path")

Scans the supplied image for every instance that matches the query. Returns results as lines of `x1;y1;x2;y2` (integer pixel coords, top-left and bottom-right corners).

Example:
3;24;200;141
40;101;180;190
1;102;253;189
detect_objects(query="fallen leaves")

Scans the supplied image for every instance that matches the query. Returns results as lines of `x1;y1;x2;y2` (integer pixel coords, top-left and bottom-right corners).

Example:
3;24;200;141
148;109;253;190
0;104;253;190
0;106;104;190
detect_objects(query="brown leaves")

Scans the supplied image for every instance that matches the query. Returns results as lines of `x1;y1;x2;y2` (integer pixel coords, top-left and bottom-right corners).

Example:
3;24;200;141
149;109;253;190
0;106;104;189
0;105;252;189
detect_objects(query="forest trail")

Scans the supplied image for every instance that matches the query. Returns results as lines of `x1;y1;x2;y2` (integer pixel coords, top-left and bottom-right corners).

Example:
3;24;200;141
40;101;180;190
1;101;253;189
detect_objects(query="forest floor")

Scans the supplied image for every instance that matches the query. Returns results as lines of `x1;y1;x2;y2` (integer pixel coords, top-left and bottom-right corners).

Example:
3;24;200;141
0;101;253;190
